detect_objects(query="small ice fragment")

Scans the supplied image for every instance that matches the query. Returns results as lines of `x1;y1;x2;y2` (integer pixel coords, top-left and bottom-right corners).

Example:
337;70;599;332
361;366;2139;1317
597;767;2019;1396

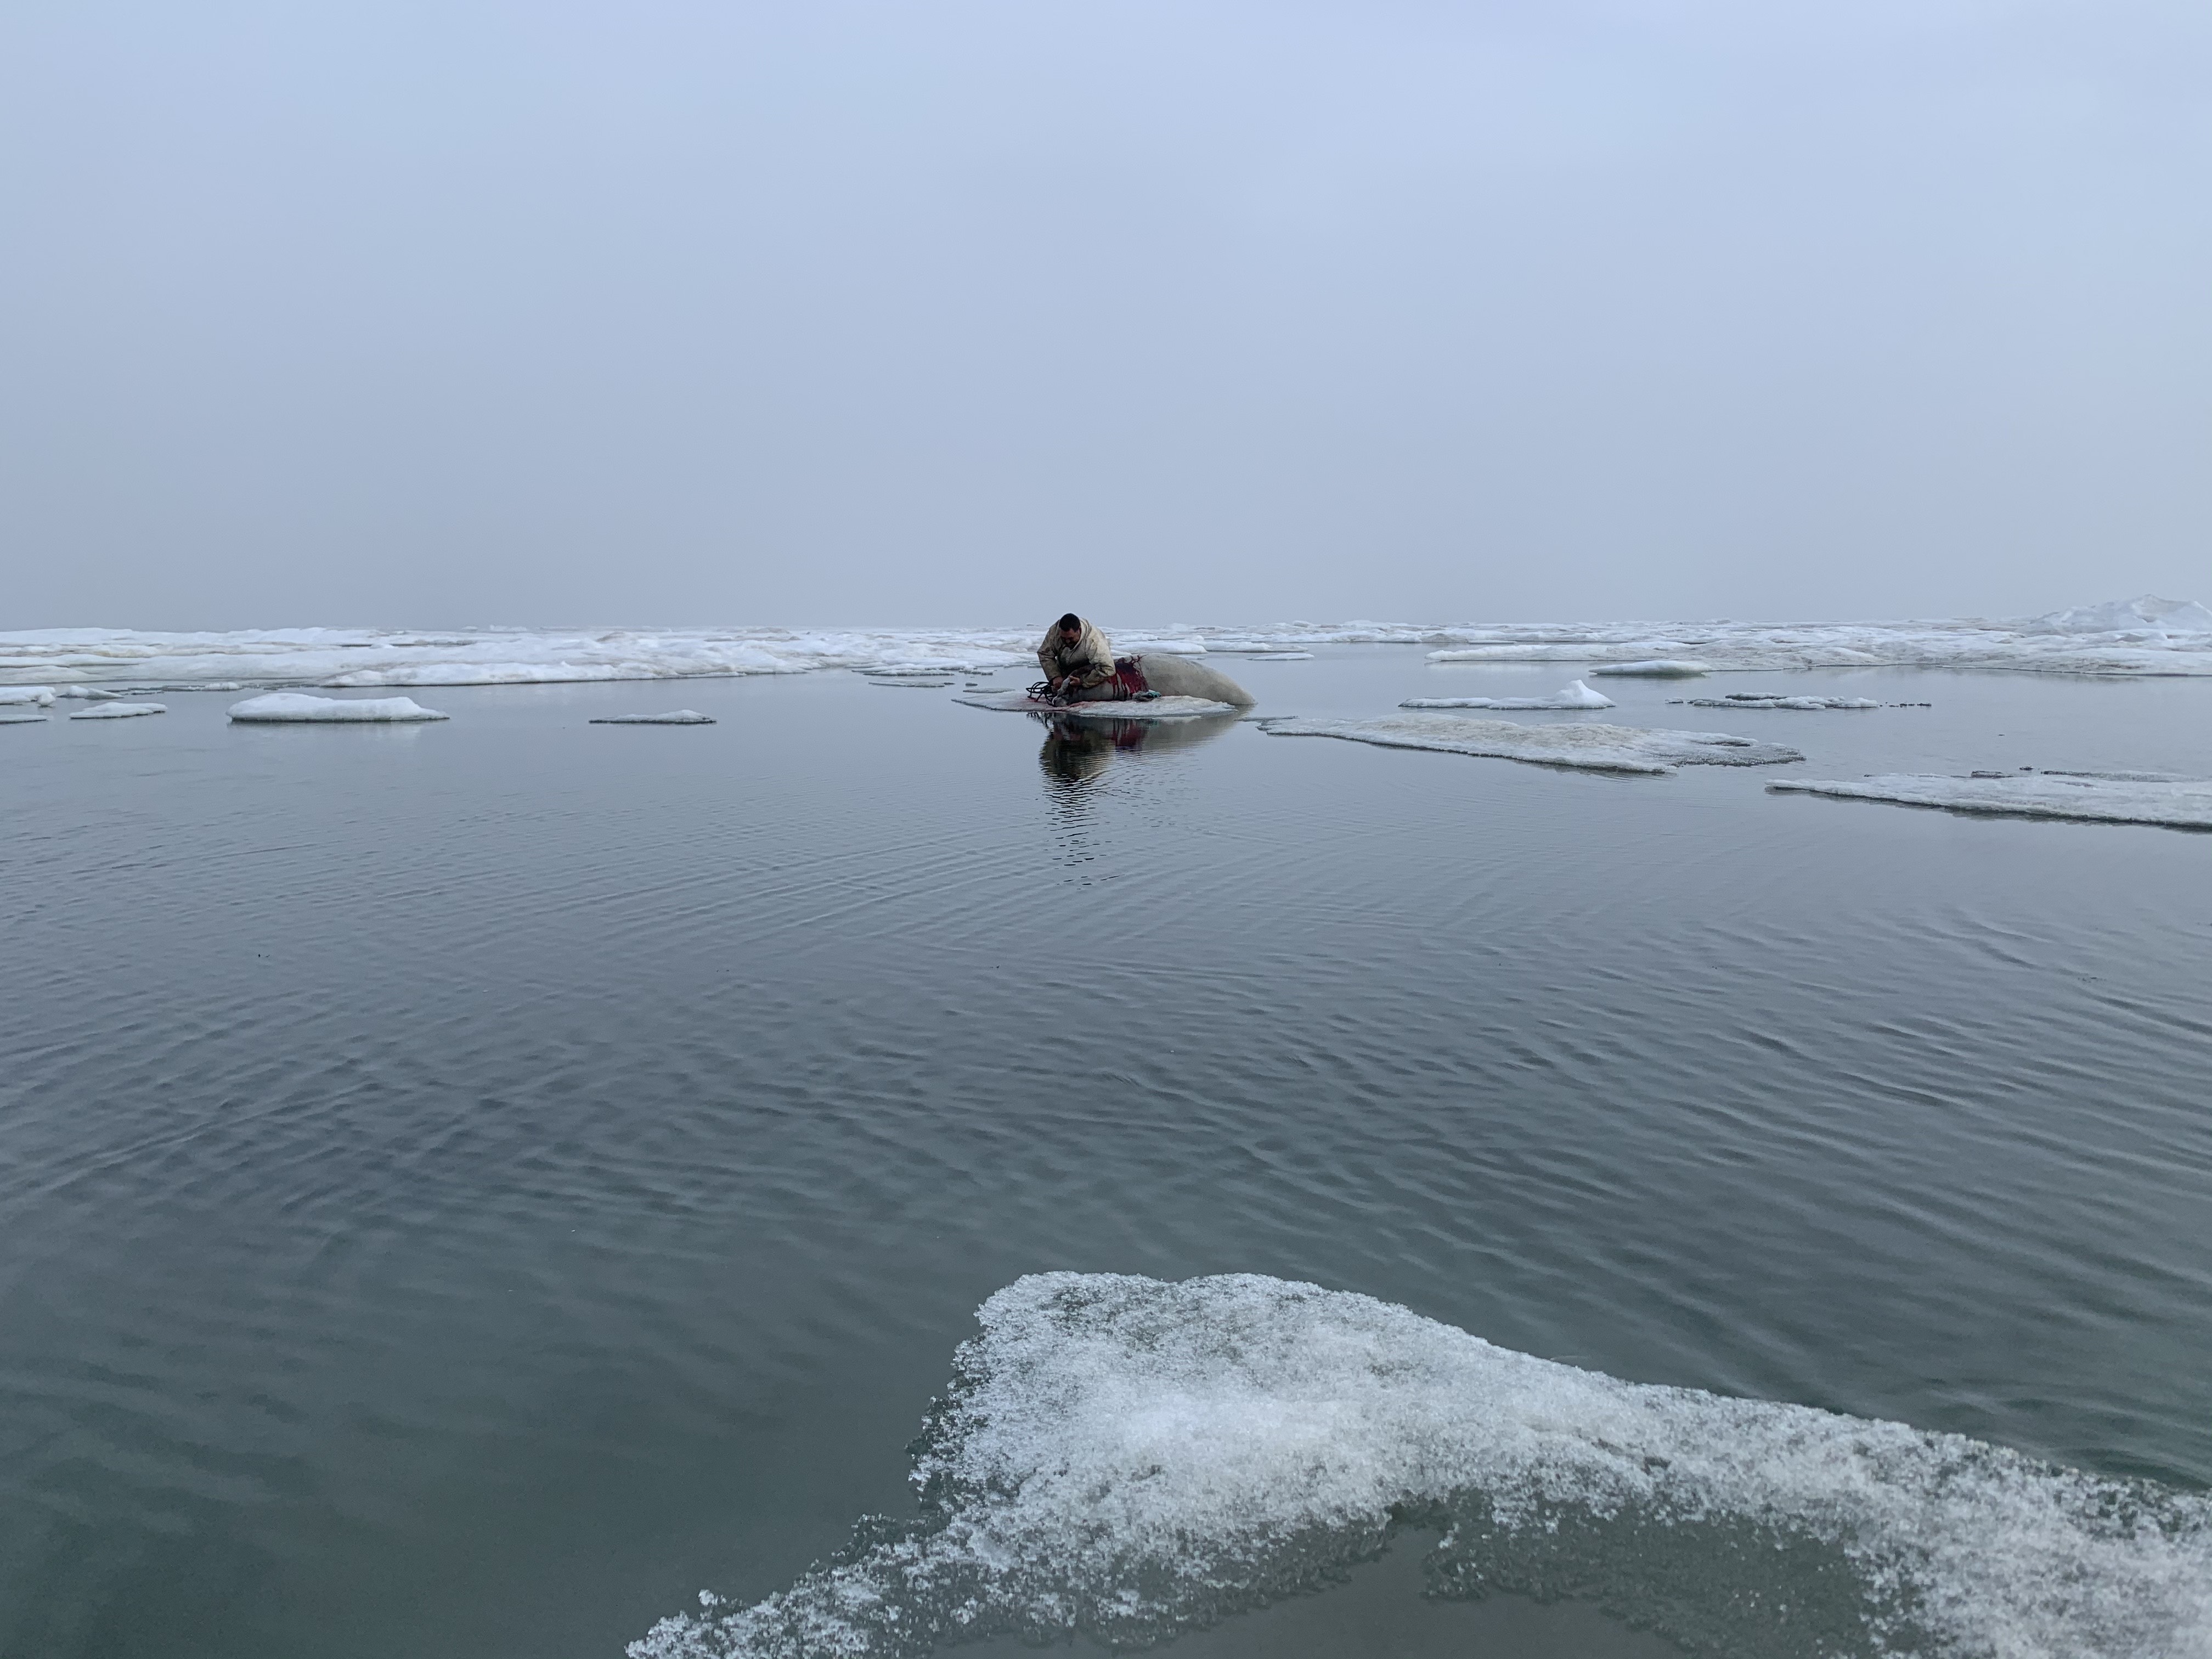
1588;659;1712;678
55;686;120;699
588;710;717;724
0;710;46;725
0;686;57;706
228;693;448;723
69;702;166;719
1400;680;1614;710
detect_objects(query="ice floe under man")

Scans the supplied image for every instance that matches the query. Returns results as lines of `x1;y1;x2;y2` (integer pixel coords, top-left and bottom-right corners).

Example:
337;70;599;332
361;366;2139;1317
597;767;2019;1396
1036;612;1121;703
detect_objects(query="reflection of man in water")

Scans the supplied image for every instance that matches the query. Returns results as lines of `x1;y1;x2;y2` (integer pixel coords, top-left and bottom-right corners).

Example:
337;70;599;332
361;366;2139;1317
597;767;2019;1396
1037;613;1118;701
1039;720;1116;783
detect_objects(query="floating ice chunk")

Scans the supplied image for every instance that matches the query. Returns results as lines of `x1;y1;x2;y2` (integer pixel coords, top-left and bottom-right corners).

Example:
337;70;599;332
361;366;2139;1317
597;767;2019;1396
865;678;954;689
1261;714;1798;773
0;686;56;706
227;693;448;723
1589;659;1712;678
1241;650;1314;660
589;710;717;724
69;702;166;719
1672;694;1895;710
1401;680;1613;710
1770;772;2212;828
955;692;1238;720
0;710;44;725
631;1272;2212;1659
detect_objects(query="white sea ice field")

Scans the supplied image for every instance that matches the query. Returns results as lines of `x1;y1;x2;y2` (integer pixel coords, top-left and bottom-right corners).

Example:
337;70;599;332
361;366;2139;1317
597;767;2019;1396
5;595;2212;689
1770;773;2212;830
1260;715;1801;774
631;1273;2212;1659
227;693;449;723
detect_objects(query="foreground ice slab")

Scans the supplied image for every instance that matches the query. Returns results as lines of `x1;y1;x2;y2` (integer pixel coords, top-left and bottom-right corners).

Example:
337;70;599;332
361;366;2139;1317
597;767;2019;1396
68;702;165;719
1401;680;1612;710
589;710;716;725
227;693;448;723
0;686;55;706
632;1273;2211;1659
955;692;1238;720
1261;715;1799;774
1771;772;2212;829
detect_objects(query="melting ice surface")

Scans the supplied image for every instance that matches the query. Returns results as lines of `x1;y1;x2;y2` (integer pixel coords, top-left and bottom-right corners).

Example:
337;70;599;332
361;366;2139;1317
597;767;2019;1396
1400;680;1613;710
6;595;2212;688
633;1274;2212;1659
1770;773;2212;830
1260;716;1801;774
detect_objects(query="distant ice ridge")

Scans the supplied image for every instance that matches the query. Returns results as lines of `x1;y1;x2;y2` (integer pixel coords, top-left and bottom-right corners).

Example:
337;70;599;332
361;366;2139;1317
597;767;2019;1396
631;1273;2211;1659
1401;680;1613;710
1771;772;2212;829
5;597;2211;688
228;693;449;723
1260;715;1801;774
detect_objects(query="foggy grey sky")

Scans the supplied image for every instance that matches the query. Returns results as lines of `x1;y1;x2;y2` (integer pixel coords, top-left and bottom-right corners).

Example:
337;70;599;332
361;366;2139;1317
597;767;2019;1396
3;1;2207;631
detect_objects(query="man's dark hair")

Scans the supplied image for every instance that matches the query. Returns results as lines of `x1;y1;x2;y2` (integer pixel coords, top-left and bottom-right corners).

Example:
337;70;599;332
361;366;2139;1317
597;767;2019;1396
1057;613;1082;631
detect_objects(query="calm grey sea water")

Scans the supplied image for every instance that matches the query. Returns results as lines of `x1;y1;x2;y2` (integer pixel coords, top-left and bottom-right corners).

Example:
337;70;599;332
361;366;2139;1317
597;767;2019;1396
2;650;2209;1658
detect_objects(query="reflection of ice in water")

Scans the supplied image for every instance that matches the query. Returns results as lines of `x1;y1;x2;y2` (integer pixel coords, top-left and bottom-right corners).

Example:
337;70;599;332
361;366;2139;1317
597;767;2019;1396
631;1274;2212;1659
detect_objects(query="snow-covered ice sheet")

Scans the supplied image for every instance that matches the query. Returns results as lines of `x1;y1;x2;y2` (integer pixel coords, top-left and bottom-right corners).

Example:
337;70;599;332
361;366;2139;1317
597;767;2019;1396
1588;659;1713;678
1770;772;2212;829
0;686;55;706
589;710;716;725
228;693;448;723
1401;680;1612;710
955;692;1238;720
1260;715;1799;774
68;702;165;720
631;1273;2212;1659
6;596;2209;687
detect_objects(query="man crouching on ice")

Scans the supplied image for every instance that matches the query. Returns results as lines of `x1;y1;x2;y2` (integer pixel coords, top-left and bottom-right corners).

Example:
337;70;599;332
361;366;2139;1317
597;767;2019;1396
1037;612;1118;702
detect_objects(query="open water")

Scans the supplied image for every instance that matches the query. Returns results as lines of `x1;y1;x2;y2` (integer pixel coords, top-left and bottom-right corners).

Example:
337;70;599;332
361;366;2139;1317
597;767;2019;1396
2;649;2208;1658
